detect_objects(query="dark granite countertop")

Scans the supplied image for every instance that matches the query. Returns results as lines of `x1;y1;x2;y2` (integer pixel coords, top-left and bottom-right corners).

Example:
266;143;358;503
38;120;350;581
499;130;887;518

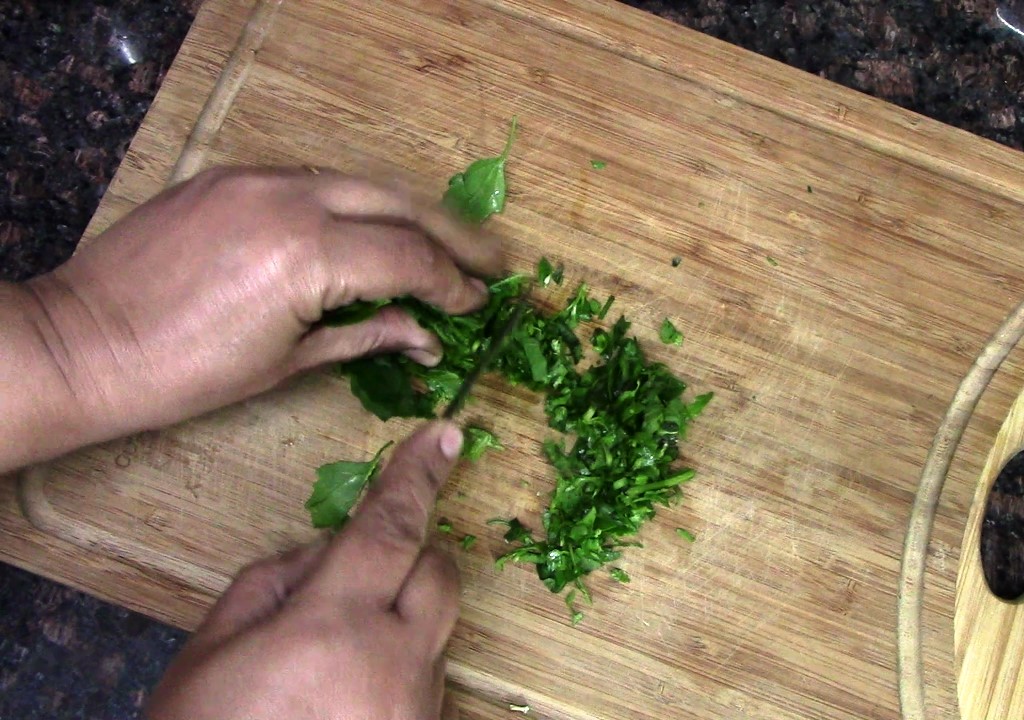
3;0;1024;717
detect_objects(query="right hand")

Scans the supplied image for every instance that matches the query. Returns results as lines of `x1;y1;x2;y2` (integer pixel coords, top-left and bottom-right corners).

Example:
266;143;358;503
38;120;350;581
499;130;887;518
147;421;466;720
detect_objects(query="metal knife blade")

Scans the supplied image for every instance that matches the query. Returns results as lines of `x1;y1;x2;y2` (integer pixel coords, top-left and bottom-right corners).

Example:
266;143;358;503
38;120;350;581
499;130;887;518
442;292;530;420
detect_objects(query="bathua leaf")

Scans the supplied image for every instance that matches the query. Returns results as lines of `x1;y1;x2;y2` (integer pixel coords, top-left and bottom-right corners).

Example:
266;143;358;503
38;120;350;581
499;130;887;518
305;442;393;530
344;356;434;421
443;117;517;224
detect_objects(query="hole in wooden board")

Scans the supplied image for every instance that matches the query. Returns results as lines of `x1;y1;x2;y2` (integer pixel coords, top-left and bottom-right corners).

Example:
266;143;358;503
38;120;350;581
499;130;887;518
981;448;1024;601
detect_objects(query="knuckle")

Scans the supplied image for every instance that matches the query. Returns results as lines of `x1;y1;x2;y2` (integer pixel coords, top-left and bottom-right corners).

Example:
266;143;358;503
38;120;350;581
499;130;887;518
359;493;426;550
233;558;279;588
419;546;460;596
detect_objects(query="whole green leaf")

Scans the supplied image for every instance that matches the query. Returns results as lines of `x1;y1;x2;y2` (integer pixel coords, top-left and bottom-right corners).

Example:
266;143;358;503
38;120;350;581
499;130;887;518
305;442;393;530
443;117;517;224
463;426;504;461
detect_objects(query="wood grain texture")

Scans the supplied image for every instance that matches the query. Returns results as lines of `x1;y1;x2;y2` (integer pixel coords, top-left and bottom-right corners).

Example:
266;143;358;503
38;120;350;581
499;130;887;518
5;1;1024;718
956;386;1024;720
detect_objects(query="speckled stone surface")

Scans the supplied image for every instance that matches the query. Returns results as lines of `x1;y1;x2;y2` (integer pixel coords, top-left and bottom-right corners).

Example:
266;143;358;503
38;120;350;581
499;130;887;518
3;0;1024;717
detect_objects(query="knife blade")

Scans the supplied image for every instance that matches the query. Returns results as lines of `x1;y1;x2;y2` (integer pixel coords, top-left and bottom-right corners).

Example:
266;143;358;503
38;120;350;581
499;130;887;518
442;291;530;420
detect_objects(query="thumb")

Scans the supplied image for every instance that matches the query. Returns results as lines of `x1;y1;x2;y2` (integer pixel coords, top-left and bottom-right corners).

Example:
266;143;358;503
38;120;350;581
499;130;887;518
293;305;442;370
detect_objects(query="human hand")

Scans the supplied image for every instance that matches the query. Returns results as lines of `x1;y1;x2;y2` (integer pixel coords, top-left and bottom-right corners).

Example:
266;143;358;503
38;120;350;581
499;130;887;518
23;166;502;455
147;421;465;720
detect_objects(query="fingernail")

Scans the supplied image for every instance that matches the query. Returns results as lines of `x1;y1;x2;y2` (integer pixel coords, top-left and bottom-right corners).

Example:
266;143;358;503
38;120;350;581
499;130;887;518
469;277;488;295
439;423;464;460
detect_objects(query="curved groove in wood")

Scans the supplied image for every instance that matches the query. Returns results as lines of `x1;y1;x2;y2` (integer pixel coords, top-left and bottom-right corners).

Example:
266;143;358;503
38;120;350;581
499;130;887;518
169;0;285;184
898;296;1024;720
16;463;231;595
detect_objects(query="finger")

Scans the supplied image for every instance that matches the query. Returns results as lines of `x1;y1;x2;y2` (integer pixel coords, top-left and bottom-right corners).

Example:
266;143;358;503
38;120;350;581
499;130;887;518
292;305;442;371
309;172;503;278
299;422;463;607
192;540;327;651
320;220;490;315
396;546;461;654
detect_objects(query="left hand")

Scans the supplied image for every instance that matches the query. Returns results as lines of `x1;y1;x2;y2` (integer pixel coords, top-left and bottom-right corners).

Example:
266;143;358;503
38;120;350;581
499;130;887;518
11;166;501;468
147;422;465;720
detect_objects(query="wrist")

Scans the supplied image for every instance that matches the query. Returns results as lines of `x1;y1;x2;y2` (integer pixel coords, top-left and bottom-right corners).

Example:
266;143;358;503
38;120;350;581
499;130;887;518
0;274;120;471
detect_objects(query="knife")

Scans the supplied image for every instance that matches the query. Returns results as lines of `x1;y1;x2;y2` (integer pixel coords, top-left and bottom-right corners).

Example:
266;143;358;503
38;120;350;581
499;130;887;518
442;290;530;420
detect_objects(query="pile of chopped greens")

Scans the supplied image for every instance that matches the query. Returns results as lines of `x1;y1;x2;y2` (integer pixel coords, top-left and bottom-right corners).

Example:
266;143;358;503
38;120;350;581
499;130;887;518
306;118;711;623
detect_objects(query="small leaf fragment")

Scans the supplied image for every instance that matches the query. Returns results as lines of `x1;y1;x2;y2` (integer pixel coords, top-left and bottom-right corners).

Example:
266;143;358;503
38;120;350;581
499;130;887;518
671;256;681;267
590;159;607;170
676;527;696;542
766;256;779;267
437;520;453;534
610;567;631;583
460;534;477;550
659;318;683;345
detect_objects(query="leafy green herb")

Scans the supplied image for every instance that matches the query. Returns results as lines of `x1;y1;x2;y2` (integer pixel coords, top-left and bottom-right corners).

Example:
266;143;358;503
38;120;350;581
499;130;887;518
305;442;393;530
659;318;683;346
688;392;713;418
536;256;564;287
437;520;453;534
676;527;696;542
571;611;584;626
460;534;477;550
463;427;504;460
311;120;712;612
590;159;607;170
807;184;813;193
344;357;434;421
610;567;631;583
766;256;779;267
443;117;517;223
671;256;681;267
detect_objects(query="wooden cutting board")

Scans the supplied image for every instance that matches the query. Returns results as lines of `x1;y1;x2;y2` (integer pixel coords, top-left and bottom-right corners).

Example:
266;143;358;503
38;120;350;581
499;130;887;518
5;1;1024;718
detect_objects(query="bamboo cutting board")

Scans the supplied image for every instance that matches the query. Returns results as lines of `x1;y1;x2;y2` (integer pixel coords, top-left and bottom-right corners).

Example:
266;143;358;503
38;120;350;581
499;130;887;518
5;1;1024;718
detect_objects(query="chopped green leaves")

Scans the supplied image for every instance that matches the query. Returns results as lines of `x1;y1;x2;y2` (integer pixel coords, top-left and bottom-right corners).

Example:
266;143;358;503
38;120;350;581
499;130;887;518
671;256;681;267
443;117;517;223
766;256;779;267
462;427;504;460
590;159;607;170
309;119;712;618
305;442;392;530
536;256;564;287
659;318;683;345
